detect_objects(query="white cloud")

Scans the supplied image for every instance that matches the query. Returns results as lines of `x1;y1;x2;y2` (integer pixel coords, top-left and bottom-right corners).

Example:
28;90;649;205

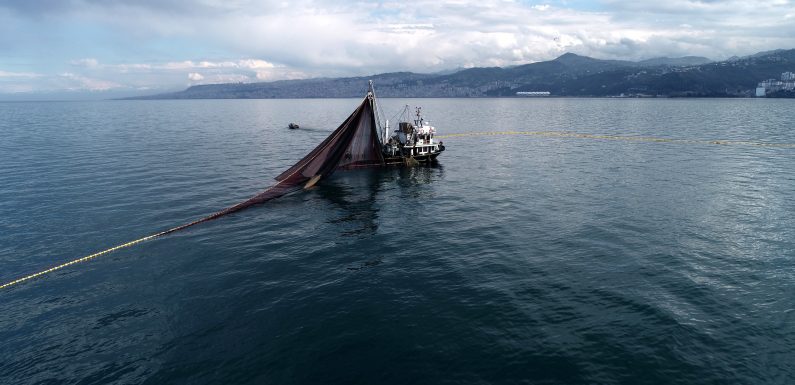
182;0;781;74
123;59;279;71
70;58;99;68
0;70;44;93
0;70;41;78
59;72;121;91
117;63;153;72
0;57;309;94
3;0;795;95
238;59;275;69
203;73;250;84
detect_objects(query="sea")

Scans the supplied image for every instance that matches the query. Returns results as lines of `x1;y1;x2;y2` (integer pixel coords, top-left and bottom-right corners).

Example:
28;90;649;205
1;98;793;384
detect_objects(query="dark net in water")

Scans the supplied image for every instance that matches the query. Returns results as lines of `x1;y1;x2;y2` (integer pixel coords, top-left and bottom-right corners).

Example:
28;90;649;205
179;91;384;232
1;92;384;289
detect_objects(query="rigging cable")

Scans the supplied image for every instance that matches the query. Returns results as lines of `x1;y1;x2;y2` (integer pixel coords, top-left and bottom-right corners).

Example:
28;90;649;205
385;105;412;134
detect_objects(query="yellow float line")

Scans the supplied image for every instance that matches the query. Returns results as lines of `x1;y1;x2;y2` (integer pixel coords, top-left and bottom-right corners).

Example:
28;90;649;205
2;164;300;290
436;131;795;148
0;231;170;290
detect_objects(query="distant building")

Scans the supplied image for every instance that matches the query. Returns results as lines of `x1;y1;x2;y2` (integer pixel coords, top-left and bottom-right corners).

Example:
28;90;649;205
756;73;795;96
516;91;551;96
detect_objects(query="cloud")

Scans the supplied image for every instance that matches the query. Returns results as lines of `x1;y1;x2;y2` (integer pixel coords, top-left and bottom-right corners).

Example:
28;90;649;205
0;70;44;93
58;72;121;91
0;70;42;78
36;57;309;90
158;59;277;70
2;0;795;95
181;0;795;71
70;58;99;68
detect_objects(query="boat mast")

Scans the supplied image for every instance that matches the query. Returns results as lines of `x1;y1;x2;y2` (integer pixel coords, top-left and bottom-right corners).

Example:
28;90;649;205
368;80;387;144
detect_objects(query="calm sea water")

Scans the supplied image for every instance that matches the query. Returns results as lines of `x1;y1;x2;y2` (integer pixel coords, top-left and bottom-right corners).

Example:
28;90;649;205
1;98;794;384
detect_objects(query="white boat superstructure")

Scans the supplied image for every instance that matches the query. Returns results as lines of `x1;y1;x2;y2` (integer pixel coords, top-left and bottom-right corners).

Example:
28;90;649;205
378;104;445;164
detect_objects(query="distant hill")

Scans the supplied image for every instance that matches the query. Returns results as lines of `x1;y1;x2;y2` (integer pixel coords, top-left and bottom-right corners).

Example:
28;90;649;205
130;50;795;99
558;49;795;97
636;56;712;67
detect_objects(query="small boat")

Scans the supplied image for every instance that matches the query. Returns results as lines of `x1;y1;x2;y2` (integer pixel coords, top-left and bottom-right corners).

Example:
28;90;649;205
288;122;299;129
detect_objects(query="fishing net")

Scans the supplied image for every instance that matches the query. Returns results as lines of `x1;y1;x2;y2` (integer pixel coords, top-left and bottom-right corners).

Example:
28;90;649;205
164;92;385;233
1;92;385;289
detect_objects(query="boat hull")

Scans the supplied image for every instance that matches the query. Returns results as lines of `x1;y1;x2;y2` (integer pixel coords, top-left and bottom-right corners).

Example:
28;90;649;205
384;152;441;165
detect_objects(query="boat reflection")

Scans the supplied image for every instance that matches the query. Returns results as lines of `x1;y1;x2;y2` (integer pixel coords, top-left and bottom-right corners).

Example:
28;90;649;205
395;163;444;199
314;164;444;236
315;169;387;237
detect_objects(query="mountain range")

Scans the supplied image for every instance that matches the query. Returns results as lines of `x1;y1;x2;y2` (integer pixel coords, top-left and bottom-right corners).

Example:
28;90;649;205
133;49;795;99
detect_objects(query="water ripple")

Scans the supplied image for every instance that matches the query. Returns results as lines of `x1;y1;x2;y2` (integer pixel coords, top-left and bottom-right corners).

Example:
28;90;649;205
1;99;794;384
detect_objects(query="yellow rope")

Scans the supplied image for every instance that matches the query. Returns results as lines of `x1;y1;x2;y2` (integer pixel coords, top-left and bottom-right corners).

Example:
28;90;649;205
0;122;339;291
436;131;795;148
0;231;167;290
1;144;315;290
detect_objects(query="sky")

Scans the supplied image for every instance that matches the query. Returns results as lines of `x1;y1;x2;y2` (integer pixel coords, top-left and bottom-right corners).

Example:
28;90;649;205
1;0;795;99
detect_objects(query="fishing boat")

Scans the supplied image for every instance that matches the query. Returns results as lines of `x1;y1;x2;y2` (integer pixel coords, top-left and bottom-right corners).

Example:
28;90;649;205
380;106;445;164
288;122;300;129
273;80;445;192
0;81;444;290
370;82;445;165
